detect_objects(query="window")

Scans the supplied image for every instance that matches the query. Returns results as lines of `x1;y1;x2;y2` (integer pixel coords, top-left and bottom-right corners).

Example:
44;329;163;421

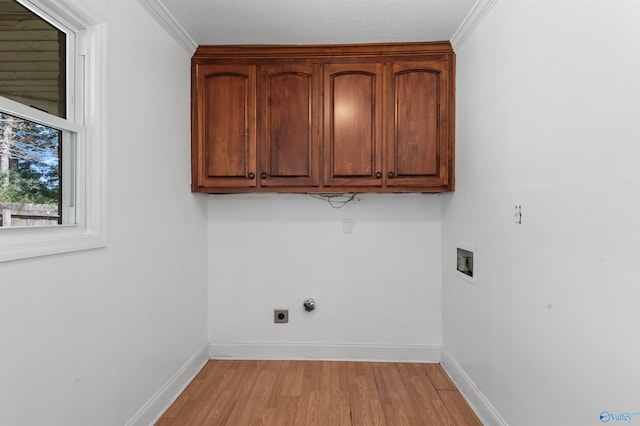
0;1;69;227
0;0;105;262
0;112;66;227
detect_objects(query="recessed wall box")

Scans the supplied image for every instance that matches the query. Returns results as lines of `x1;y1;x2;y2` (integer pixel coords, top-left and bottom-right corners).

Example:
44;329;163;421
456;245;476;284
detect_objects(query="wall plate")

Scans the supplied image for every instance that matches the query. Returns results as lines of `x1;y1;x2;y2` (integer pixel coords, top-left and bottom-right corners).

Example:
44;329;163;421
274;309;288;323
456;244;476;284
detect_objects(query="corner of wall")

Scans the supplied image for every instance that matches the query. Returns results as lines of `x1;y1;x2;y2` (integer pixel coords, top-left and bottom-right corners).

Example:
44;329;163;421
137;0;197;56
125;344;209;426
450;0;498;51
441;349;508;426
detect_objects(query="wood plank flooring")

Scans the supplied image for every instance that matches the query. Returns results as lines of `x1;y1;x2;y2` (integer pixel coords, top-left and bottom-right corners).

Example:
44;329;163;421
156;360;482;426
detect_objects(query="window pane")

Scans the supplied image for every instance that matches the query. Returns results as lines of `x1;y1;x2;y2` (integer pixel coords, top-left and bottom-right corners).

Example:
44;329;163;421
0;112;62;227
0;0;66;118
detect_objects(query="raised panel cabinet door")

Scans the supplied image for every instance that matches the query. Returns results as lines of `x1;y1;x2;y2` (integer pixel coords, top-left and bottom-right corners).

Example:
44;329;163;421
323;63;384;187
258;64;320;187
386;60;452;189
192;64;257;189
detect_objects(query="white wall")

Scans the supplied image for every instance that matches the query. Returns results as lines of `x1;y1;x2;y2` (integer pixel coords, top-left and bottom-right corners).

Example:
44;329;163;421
207;193;443;361
0;1;207;425
443;1;640;425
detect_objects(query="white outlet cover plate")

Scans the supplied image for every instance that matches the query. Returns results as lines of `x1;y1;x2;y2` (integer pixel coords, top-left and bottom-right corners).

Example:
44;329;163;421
343;219;353;234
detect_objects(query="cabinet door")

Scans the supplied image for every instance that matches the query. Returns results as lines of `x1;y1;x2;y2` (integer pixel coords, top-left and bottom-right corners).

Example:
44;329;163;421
386;60;451;188
323;63;384;187
192;64;257;189
258;64;320;187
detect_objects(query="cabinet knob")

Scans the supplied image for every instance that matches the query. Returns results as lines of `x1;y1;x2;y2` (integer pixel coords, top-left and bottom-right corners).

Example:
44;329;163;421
375;171;382;179
387;171;395;179
248;172;255;180
261;172;268;179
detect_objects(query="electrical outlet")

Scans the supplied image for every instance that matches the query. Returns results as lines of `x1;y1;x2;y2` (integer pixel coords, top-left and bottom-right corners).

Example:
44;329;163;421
274;309;288;323
515;205;522;224
343;219;353;234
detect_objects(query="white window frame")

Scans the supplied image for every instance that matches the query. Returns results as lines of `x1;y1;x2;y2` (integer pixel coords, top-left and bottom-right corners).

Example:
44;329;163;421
0;0;106;262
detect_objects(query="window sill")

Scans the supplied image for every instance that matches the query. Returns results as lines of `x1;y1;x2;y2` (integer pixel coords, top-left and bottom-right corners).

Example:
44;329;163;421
0;223;106;262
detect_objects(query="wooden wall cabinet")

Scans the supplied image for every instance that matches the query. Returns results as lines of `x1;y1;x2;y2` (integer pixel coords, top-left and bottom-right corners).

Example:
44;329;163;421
323;62;384;188
386;60;452;188
259;64;321;188
192;42;455;193
193;64;257;188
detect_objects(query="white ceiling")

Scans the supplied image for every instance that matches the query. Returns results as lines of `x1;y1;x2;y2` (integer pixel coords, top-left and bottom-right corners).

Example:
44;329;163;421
159;0;478;46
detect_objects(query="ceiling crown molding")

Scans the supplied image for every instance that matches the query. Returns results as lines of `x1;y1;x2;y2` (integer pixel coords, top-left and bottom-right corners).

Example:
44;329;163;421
137;0;197;56
451;0;497;51
24;0;102;27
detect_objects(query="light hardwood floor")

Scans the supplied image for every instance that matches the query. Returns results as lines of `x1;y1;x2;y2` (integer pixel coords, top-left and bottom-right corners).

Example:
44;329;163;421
156;360;482;425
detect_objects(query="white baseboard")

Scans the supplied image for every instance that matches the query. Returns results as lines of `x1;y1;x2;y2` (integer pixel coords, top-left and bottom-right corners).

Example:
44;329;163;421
126;343;209;426
208;340;441;363
441;349;508;426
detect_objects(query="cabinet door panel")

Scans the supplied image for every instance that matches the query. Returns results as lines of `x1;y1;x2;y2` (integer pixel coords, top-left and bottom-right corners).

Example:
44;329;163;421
259;64;319;186
194;64;256;189
396;70;438;175
324;63;383;187
387;60;450;188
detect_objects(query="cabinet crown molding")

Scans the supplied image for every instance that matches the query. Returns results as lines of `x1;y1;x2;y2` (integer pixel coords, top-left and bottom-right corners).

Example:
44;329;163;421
193;41;454;60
